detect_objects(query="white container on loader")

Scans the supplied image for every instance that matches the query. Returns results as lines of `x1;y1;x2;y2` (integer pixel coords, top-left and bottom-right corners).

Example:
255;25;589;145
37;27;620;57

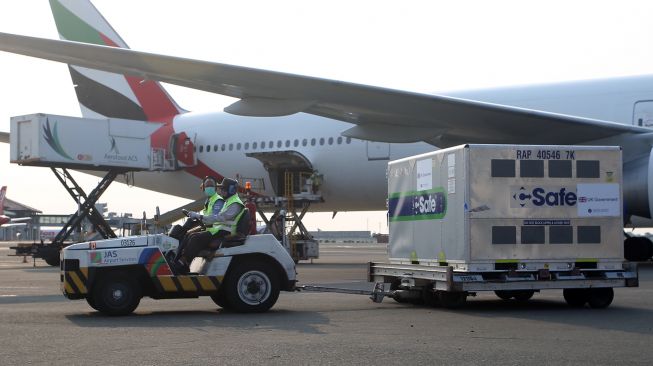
10;113;195;171
368;144;637;309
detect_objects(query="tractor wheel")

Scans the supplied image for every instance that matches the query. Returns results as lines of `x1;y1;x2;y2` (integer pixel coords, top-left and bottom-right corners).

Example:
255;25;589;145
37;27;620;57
92;273;141;316
86;296;99;311
222;260;280;313
210;289;231;310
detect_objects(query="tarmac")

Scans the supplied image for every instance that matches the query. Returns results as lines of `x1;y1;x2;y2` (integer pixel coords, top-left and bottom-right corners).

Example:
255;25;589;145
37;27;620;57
1;241;653;365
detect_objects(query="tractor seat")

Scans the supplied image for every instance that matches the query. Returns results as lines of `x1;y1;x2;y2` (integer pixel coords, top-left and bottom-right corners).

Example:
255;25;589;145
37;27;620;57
196;208;251;258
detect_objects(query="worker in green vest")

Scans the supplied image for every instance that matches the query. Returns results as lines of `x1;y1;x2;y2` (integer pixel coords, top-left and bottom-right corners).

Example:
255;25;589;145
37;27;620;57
177;177;246;273
172;176;225;273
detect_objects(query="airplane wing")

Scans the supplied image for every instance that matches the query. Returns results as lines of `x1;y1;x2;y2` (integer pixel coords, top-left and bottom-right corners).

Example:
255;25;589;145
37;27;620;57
0;132;8;143
0;32;650;148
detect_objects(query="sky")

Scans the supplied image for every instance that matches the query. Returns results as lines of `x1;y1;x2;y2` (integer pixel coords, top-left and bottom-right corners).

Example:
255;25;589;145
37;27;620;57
2;0;653;233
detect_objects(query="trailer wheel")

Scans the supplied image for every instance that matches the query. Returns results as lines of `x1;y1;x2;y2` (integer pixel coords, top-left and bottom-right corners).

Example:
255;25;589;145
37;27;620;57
390;280;408;303
223;260;280;313
92;274;141;316
563;288;589;308
494;290;513;300
512;290;535;302
439;291;467;309
422;288;439;307
587;288;614;309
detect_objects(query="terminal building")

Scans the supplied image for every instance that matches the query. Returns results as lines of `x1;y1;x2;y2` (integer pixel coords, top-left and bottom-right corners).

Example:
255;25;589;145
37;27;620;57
0;198;41;241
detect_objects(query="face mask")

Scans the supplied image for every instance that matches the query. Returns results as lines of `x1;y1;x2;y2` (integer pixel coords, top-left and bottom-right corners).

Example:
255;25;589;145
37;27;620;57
204;187;216;197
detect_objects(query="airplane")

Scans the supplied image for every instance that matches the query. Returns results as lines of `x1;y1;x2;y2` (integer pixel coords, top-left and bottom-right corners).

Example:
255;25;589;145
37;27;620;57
0;186;32;227
0;0;653;231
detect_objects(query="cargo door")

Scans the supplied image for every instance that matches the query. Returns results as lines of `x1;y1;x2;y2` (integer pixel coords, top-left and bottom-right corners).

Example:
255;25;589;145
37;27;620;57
633;100;653;127
367;141;390;161
17;120;33;160
170;132;196;169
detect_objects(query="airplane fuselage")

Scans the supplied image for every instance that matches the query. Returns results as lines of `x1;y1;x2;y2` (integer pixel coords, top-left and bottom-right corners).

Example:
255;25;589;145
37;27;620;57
128;75;653;211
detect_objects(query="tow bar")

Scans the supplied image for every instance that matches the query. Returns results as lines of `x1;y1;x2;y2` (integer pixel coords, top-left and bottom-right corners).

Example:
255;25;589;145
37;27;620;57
296;282;392;303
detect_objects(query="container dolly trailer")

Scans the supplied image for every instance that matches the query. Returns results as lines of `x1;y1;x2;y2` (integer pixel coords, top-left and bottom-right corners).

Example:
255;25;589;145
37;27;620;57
367;144;638;309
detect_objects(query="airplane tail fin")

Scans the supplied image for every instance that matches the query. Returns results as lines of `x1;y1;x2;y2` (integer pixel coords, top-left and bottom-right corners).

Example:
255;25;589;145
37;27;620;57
48;0;185;122
0;186;6;215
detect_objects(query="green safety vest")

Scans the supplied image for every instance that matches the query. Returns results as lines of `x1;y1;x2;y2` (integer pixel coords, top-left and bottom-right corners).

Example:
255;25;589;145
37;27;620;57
203;193;224;216
207;194;245;235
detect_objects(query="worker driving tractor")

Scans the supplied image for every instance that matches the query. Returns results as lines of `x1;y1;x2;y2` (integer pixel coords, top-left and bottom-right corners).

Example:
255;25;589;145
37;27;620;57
172;177;247;274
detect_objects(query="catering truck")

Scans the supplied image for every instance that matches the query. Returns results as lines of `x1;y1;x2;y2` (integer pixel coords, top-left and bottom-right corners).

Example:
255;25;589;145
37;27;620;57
369;144;638;308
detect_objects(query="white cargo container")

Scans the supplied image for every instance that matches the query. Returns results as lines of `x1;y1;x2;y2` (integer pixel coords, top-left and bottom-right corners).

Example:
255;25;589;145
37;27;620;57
388;144;623;271
369;144;637;309
10;113;195;171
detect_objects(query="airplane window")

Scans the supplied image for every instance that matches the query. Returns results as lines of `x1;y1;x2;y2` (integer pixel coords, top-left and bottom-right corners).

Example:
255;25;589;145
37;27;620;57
237;143;242;150
206;145;211;152
328;137;334;145
294;139;299;147
261;141;266;149
346;137;352;144
319;138;325;146
270;141;274;148
199;145;204;153
229;143;233;151
193;146;197;152
221;144;226;151
277;140;282;148
311;138;316;146
253;142;258;149
244;142;249;150
285;140;290;148
337;137;342;144
213;144;218;151
302;139;307;146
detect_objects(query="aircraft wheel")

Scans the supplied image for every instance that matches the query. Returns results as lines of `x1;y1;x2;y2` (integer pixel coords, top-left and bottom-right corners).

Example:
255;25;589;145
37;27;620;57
92;273;141;316
624;236;653;262
44;253;60;267
223;260;280;313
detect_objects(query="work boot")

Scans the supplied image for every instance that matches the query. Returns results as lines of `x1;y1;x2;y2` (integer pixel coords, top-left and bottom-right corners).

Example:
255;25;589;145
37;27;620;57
170;260;189;275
